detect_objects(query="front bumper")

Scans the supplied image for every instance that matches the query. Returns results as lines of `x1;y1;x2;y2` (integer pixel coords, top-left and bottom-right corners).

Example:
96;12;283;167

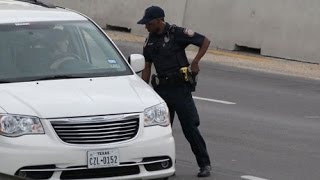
0;117;175;180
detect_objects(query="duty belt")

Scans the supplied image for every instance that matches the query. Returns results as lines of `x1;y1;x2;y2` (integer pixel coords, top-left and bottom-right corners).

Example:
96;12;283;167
151;67;198;92
151;72;184;87
159;73;184;85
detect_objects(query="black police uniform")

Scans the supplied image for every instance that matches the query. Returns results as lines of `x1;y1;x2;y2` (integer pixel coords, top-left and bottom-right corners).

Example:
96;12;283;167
143;23;211;168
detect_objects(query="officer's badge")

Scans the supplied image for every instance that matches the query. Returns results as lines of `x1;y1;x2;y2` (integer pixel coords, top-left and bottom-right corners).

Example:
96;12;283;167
184;28;195;37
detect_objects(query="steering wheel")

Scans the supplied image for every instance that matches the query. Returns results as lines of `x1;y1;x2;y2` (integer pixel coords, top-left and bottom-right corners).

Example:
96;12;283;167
50;53;81;70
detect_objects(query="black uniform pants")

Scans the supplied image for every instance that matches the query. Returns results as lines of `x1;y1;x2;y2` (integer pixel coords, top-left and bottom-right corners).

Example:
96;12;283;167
155;84;211;168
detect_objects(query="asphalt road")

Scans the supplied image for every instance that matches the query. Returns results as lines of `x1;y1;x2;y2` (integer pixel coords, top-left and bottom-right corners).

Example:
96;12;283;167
115;40;320;180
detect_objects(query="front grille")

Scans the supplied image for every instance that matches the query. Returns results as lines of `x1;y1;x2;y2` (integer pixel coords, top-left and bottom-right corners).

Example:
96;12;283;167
51;115;139;144
60;166;140;179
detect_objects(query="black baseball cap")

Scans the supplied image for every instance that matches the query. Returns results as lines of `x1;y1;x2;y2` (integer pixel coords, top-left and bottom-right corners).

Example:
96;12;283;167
137;6;165;24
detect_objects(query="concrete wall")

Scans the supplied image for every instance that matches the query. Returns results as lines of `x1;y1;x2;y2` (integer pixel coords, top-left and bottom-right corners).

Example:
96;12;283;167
184;0;267;50
51;0;320;64
51;0;186;35
184;0;320;64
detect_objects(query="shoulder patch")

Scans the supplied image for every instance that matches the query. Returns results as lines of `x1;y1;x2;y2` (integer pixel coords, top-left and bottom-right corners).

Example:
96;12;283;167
184;28;195;37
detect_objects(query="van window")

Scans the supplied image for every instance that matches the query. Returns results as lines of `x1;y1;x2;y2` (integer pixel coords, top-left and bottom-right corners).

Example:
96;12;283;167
0;21;132;83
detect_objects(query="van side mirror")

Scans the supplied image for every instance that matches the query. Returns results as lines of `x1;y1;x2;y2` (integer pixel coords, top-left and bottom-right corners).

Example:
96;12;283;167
128;54;145;73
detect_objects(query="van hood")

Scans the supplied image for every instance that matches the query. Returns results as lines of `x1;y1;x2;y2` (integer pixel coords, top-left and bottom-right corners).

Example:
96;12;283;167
0;75;162;118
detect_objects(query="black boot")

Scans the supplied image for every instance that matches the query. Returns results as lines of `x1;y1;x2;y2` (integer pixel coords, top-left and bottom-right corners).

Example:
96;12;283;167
197;165;211;177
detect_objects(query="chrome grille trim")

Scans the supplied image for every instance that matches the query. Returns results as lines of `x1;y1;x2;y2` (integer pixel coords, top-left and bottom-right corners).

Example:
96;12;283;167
52;121;137;129
62;132;136;139
51;114;140;144
67;137;131;143
58;128;136;136
55;125;137;132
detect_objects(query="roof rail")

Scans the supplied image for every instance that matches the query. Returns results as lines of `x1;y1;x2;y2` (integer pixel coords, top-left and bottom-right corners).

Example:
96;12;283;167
15;0;56;8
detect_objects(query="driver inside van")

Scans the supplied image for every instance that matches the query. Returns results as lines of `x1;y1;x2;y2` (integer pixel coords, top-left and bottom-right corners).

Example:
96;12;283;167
49;29;80;70
51;29;69;56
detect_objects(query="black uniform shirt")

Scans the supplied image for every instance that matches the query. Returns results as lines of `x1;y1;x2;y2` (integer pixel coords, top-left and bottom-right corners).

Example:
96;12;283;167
143;23;205;75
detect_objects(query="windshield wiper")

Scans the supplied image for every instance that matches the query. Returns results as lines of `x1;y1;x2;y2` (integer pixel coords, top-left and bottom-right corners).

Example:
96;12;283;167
0;80;12;84
31;75;89;81
15;0;56;8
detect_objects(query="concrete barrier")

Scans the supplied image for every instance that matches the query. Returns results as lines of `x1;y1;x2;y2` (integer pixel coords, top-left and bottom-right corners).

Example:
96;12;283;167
51;0;320;64
184;0;320;64
51;0;186;35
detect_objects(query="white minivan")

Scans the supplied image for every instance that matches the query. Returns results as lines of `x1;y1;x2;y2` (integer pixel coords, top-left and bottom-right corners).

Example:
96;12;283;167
0;0;175;179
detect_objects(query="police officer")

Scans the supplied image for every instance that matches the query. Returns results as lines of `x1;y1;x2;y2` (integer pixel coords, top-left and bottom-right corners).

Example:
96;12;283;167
137;6;212;177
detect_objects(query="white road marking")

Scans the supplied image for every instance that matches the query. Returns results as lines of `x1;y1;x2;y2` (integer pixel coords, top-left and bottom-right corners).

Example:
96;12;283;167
305;115;320;119
241;175;269;180
193;96;236;105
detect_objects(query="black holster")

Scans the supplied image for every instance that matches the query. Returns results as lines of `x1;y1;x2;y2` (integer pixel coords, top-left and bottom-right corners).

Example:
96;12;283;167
180;67;197;92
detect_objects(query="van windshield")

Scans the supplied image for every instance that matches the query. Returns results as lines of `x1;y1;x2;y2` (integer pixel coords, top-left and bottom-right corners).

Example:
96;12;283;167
0;21;132;83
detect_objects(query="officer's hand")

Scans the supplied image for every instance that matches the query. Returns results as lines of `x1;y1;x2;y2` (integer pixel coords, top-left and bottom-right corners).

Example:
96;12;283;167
191;61;200;75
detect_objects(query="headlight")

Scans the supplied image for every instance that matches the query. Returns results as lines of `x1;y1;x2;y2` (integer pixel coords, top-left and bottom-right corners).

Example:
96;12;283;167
0;114;44;137
144;103;170;127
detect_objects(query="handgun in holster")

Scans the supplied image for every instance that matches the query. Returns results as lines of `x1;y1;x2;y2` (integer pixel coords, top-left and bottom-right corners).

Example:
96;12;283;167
179;67;197;92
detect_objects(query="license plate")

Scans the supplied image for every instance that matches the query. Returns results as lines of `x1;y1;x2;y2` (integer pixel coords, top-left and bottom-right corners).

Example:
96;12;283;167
87;149;120;168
